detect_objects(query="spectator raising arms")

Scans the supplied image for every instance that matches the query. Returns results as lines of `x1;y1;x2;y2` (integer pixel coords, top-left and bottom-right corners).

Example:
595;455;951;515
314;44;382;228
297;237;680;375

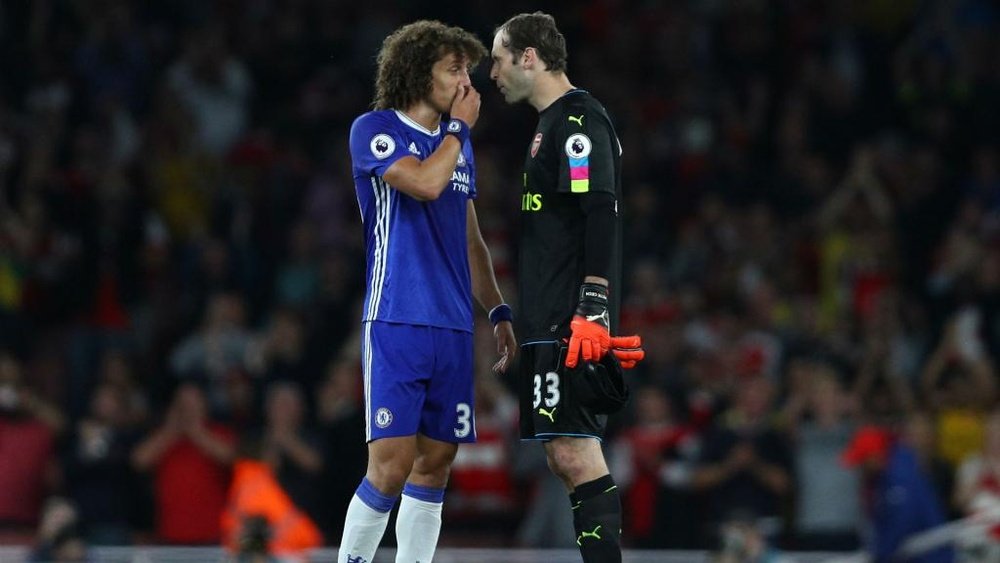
131;382;235;544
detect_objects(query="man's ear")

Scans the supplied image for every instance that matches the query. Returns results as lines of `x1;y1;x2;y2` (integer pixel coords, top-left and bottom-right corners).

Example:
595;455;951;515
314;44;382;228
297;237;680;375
522;47;539;70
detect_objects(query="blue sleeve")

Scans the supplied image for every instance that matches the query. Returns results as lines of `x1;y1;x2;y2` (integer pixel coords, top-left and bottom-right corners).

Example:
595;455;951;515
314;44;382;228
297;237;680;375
350;112;411;178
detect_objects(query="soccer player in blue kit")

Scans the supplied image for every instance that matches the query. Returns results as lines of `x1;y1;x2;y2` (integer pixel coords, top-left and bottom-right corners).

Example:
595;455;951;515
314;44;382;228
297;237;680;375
338;20;516;563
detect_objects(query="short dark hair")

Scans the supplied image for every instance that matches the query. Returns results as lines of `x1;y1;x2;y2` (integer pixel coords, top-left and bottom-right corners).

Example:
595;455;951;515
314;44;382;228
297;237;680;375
495;12;567;73
374;20;488;110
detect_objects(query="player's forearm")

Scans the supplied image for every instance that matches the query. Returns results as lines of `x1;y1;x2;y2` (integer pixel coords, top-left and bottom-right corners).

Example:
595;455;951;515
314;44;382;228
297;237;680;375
581;193;616;287
467;202;505;311
469;234;504;311
415;136;464;200
385;137;463;201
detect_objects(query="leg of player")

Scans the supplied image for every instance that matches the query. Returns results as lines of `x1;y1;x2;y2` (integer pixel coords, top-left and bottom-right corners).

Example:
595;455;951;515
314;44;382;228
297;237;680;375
395;434;458;563
544;437;623;563
339;436;417;563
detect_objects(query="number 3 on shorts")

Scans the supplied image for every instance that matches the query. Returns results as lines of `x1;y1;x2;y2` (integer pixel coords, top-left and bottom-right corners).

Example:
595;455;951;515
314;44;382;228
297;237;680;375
532;371;561;409
455;403;472;438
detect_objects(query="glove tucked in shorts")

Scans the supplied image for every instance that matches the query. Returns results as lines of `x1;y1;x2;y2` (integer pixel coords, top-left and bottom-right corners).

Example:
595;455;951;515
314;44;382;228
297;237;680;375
517;340;630;441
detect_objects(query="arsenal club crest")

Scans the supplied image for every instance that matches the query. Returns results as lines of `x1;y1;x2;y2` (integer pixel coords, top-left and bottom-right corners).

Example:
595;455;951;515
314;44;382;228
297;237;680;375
530;133;543;158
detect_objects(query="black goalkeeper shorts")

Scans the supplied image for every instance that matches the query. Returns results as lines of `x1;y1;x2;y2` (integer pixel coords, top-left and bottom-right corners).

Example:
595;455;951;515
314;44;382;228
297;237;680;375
517;340;628;441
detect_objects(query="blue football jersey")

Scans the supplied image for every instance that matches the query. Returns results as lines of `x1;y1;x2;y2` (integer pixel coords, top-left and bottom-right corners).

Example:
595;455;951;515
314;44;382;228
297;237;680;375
350;109;477;332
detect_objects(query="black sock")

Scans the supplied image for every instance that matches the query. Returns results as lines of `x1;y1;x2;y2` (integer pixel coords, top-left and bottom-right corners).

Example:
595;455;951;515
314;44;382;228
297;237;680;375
569;491;582;532
571;474;622;563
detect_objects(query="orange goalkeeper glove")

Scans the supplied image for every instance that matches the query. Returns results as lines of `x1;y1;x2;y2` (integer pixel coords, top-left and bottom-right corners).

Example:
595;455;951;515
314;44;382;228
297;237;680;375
565;283;612;368
610;335;644;369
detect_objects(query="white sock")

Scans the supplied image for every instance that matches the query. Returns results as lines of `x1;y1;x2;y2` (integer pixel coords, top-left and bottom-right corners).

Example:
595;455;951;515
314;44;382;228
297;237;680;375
395;484;444;563
339;479;396;563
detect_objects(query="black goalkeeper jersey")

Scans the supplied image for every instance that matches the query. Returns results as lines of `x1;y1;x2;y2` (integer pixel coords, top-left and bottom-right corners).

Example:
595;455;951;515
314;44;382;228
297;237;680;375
517;89;623;342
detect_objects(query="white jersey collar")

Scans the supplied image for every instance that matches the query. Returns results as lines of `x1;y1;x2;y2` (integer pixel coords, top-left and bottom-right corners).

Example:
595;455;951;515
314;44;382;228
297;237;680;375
394;110;441;136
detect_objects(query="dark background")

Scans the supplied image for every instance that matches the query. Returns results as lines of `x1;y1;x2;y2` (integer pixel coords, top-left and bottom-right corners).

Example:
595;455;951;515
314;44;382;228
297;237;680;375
1;0;999;554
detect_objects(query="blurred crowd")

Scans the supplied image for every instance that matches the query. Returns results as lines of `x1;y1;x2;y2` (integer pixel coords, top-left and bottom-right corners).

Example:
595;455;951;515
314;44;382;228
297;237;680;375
2;0;1000;558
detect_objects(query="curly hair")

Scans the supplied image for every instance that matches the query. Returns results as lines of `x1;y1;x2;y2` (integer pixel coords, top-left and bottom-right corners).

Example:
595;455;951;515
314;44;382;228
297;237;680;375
373;20;488;111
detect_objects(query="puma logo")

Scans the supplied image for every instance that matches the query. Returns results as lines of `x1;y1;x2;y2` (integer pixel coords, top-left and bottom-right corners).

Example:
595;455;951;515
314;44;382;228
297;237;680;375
568;114;584;126
538;407;557;423
577;525;602;545
585;313;606;323
347;556;367;563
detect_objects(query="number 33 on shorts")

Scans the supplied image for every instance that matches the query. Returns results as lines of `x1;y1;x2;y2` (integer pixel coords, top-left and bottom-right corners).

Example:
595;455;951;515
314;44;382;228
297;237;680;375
532;371;561;409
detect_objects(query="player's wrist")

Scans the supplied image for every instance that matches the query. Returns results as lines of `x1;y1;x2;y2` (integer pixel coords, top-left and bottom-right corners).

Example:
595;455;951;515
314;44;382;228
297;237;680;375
576;283;608;311
577;282;608;306
444;118;470;145
489;303;513;326
574;283;609;326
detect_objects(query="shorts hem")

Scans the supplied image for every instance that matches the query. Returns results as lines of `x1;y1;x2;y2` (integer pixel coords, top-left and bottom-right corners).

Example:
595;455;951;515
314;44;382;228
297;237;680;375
367;430;419;443
419;431;477;444
368;431;477;444
520;432;603;443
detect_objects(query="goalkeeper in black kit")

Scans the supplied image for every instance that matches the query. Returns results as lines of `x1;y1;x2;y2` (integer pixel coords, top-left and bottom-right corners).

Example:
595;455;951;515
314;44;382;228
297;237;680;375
489;12;645;563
